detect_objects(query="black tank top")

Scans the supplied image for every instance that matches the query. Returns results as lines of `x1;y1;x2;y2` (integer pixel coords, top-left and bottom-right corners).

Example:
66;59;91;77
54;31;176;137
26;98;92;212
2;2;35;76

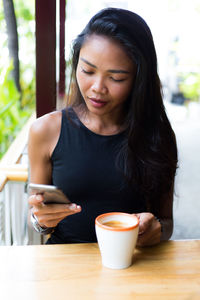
48;108;146;244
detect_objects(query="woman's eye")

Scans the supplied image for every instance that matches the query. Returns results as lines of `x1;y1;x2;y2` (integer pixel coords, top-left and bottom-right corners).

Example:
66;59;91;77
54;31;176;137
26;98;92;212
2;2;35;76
81;68;93;75
111;77;126;82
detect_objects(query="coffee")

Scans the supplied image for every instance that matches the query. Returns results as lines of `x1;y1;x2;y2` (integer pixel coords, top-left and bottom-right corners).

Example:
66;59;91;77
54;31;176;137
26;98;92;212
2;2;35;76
103;220;129;228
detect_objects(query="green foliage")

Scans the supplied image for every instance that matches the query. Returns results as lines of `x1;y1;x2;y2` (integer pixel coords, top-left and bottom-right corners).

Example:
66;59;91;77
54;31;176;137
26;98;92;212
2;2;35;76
0;62;33;159
0;0;35;160
14;0;34;21
179;73;200;102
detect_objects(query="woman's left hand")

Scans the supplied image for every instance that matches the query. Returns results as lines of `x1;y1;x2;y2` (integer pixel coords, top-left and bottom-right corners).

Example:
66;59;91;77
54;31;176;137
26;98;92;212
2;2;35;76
135;212;161;247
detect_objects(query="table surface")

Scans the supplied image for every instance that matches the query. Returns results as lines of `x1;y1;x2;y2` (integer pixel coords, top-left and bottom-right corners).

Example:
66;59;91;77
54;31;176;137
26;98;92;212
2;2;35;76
0;240;200;300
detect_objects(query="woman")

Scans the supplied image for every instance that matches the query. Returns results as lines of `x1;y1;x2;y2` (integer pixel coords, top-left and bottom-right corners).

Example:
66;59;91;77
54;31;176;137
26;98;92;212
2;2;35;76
28;8;178;246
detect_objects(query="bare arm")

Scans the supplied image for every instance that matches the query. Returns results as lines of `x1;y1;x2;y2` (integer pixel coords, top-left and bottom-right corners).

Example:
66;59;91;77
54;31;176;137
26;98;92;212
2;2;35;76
28;112;81;229
28;116;53;185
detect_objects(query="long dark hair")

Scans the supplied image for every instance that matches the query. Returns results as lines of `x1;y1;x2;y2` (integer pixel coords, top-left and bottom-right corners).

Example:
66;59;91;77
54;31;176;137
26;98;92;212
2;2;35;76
67;8;178;215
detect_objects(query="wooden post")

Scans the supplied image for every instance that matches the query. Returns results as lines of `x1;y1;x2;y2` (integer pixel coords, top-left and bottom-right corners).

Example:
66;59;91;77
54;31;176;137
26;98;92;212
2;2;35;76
58;0;66;99
35;0;56;117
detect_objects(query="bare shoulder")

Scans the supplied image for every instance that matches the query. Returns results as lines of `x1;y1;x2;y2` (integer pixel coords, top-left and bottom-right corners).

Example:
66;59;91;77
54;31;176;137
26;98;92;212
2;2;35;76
30;110;61;135
28;110;62;156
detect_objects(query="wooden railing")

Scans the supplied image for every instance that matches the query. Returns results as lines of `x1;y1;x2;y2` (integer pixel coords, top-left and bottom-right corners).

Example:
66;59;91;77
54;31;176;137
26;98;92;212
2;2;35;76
0;164;28;192
0;113;35;192
0;113;42;245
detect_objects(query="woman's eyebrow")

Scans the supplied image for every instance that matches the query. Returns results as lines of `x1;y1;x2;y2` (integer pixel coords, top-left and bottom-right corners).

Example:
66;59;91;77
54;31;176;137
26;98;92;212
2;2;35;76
80;57;96;68
108;69;130;74
80;57;130;74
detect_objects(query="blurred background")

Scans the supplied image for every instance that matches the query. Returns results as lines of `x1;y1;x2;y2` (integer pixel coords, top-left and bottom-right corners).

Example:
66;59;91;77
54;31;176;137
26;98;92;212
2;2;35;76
0;0;200;245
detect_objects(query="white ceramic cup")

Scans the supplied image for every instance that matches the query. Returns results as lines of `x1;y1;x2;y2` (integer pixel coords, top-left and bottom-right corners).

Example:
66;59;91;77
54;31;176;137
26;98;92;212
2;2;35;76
95;212;139;269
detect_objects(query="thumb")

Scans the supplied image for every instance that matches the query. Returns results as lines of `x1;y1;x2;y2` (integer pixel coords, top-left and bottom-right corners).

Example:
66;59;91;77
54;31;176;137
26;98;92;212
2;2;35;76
136;213;151;235
28;194;44;206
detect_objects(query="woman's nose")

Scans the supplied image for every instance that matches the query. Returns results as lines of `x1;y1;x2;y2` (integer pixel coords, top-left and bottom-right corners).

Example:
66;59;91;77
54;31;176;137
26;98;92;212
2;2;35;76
91;77;107;94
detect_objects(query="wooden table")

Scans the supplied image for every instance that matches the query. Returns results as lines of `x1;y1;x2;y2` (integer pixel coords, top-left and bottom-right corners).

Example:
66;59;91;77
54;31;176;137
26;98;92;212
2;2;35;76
0;240;200;300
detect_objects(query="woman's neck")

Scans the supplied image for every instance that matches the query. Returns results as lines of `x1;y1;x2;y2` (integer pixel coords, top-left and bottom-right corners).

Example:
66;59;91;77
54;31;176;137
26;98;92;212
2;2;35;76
74;105;126;136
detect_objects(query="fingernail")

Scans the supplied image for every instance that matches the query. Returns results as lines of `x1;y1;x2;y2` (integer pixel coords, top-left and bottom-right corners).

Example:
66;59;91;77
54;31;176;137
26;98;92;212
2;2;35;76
69;203;76;210
36;194;42;201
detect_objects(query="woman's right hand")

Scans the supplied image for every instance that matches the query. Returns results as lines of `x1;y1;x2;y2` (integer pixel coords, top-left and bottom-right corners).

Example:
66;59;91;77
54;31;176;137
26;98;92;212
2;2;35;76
29;194;81;228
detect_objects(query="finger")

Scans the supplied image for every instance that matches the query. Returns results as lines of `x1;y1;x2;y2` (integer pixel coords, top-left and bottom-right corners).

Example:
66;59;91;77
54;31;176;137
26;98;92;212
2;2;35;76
32;203;81;222
28;194;44;206
137;213;154;235
33;203;81;215
136;219;161;247
36;208;82;228
140;216;161;236
36;209;80;223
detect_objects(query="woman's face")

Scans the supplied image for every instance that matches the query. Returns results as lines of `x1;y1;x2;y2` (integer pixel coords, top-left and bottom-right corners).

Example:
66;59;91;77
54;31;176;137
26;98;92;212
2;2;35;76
76;34;135;118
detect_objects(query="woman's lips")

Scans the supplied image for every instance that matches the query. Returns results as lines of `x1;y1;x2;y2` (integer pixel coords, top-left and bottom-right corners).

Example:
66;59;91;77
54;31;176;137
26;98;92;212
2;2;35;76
88;97;107;108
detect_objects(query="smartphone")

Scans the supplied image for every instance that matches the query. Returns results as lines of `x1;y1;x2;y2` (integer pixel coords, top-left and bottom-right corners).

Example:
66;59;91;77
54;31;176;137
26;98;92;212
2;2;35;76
28;183;71;205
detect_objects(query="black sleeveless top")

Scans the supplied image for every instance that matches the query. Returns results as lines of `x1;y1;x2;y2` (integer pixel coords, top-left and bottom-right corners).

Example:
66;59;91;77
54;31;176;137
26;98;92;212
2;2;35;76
48;108;146;244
